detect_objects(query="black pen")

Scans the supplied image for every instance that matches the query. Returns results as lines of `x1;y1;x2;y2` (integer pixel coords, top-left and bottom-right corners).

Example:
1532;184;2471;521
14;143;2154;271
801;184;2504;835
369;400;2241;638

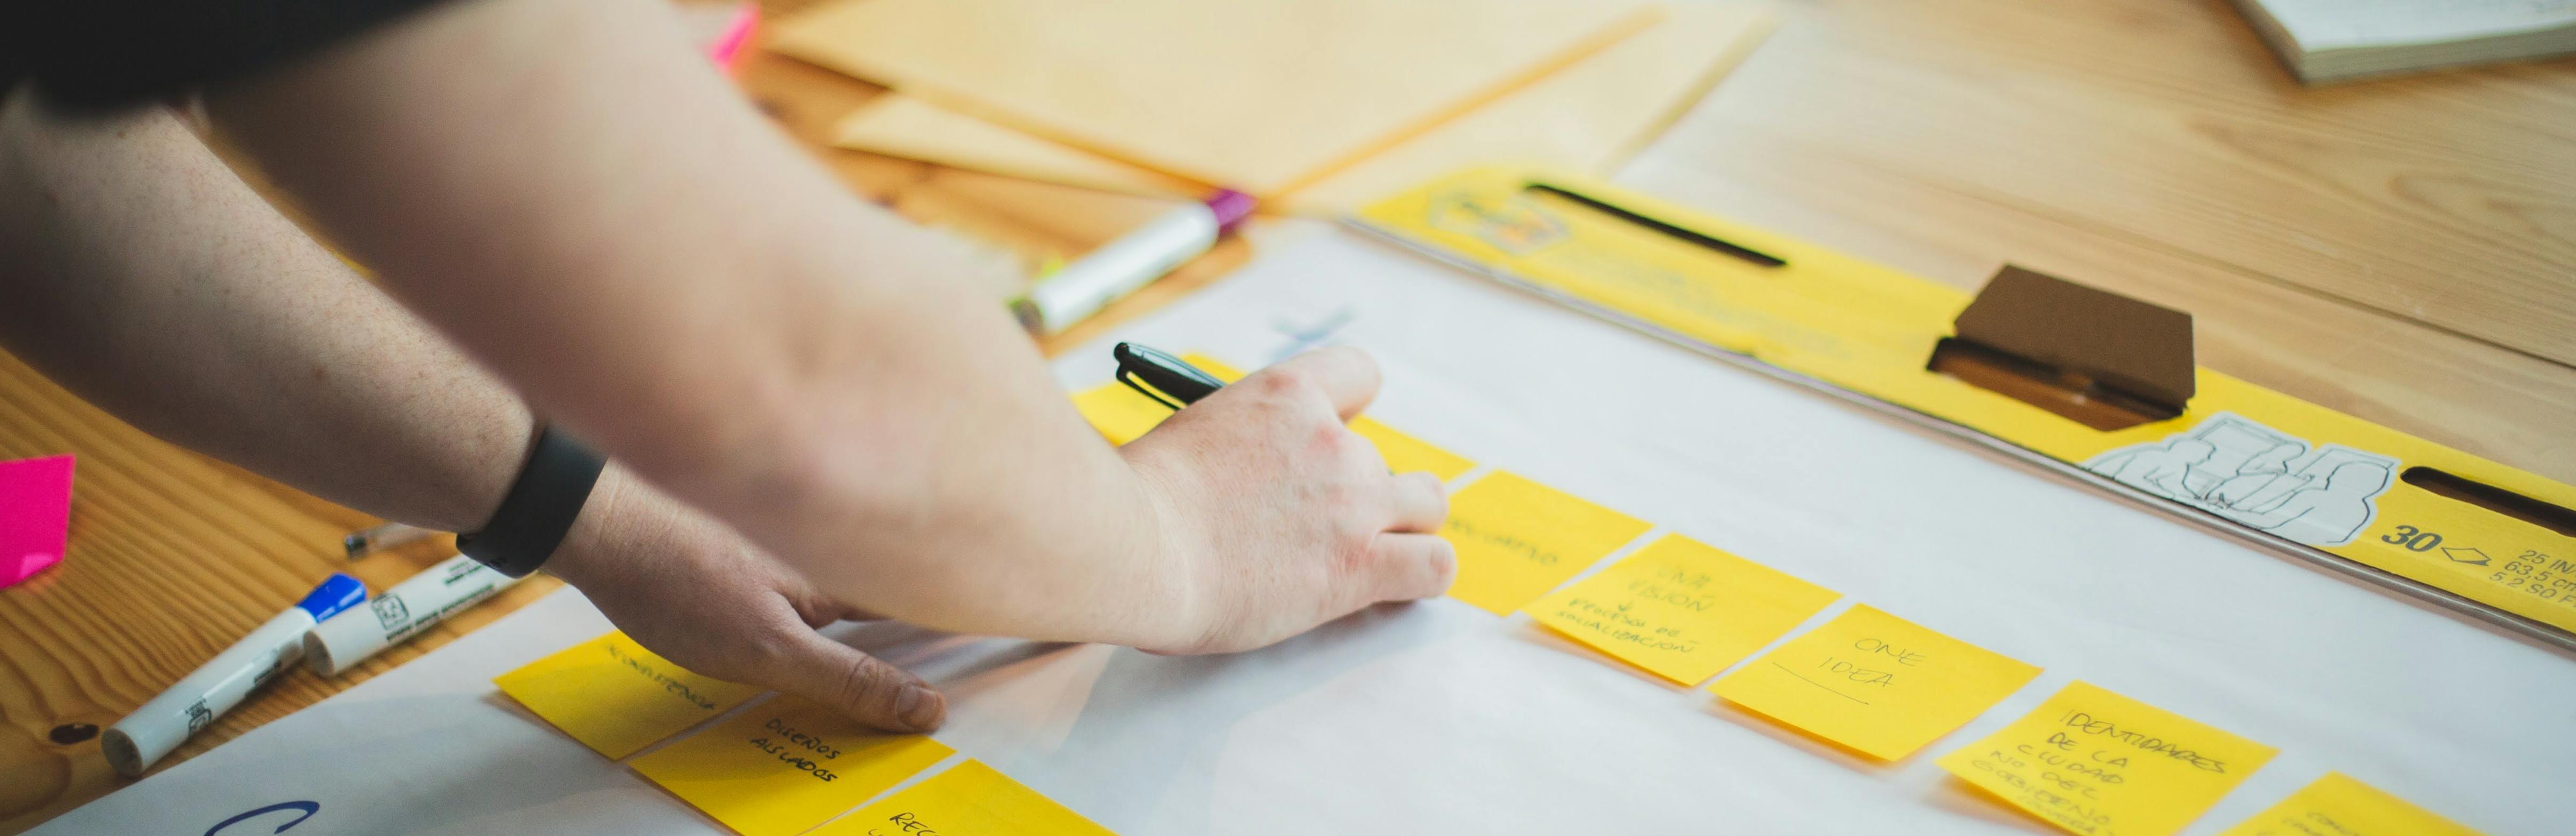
1114;342;1224;409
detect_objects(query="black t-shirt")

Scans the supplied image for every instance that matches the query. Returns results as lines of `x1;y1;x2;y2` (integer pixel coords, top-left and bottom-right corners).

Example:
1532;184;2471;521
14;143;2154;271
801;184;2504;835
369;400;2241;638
3;0;447;110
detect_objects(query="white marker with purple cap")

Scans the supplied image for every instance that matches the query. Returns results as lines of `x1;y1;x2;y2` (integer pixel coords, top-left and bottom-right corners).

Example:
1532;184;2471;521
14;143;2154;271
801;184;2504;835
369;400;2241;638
1012;189;1256;335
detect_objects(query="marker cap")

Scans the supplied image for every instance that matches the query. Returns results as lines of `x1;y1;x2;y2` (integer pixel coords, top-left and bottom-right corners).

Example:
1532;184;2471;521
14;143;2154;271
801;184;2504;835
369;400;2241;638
1204;189;1255;235
296;573;367;621
305;612;389;679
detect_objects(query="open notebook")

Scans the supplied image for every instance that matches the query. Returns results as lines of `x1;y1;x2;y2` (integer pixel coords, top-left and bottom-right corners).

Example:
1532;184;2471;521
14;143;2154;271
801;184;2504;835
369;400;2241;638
2231;0;2576;82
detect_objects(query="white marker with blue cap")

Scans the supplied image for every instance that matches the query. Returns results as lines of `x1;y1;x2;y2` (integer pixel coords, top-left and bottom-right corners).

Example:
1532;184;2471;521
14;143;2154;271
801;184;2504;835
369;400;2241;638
305;553;523;677
102;572;366;777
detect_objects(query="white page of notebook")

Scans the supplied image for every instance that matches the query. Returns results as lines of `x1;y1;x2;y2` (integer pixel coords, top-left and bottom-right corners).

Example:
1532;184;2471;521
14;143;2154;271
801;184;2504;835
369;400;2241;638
36;228;2574;835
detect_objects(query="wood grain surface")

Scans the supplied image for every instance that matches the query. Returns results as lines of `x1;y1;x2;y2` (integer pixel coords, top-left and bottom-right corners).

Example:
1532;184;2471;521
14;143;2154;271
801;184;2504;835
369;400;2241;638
3;0;2569;830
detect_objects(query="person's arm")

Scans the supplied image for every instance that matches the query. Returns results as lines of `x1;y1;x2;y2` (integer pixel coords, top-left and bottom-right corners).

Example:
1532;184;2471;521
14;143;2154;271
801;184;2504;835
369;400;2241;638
0;94;523;535
0;96;941;730
203;0;1451;653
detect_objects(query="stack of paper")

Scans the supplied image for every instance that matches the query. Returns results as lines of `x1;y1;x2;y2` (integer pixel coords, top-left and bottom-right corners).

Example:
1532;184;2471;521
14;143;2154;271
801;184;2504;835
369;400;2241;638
770;0;1774;214
2232;0;2576;82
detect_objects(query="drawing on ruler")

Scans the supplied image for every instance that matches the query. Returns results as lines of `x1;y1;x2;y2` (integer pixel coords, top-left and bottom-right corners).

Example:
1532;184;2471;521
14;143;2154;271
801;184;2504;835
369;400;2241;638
2082;412;2397;547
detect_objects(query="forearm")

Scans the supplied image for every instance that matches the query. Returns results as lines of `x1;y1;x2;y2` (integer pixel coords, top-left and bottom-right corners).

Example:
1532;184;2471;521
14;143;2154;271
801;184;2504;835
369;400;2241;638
0;92;782;624
204;0;1195;645
0;94;528;533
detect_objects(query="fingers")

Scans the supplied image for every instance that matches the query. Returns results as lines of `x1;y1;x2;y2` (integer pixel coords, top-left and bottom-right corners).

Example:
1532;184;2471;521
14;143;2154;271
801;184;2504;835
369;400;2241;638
1384;471;1447;534
1261;345;1380;421
781;580;888;627
758;628;947;733
759;551;893;626
1364;532;1457;602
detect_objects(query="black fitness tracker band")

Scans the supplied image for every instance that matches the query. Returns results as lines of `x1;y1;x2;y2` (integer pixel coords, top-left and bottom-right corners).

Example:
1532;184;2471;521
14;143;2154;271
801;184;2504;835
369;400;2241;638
457;425;606;578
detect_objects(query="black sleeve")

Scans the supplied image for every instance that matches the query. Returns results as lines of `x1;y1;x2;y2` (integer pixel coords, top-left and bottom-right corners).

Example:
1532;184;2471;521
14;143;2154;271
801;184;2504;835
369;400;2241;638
4;0;454;111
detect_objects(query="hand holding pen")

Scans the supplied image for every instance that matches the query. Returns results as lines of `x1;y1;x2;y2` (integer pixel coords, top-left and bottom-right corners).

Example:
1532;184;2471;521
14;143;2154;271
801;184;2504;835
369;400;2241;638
1108;343;1455;654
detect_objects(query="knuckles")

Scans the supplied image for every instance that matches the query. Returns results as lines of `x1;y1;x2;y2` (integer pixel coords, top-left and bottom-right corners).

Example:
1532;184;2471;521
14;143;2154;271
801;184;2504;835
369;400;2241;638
1326;538;1373;582
831;655;900;713
1307;421;1351;460
1245;365;1315;402
725;623;801;679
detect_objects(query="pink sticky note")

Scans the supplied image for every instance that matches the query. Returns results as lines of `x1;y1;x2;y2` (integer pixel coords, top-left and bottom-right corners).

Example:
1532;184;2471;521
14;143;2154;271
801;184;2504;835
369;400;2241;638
0;454;73;587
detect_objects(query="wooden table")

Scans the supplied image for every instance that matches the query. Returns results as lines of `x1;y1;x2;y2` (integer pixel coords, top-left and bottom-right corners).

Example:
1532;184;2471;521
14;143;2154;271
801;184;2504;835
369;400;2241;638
3;0;2569;830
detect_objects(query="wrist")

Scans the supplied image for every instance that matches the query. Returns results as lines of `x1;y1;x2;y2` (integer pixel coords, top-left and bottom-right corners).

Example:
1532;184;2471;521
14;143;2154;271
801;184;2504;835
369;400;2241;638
458;425;609;577
1121;451;1220;653
538;465;638;591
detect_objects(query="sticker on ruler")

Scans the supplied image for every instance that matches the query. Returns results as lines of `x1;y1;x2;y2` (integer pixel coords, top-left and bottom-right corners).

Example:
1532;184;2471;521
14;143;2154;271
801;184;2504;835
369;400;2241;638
810;759;1115;836
2081;412;2396;548
1709;604;2038;759
630;695;955;836
1938;680;2279;836
1441;471;1651;614
493;631;762;759
2215;772;2478;836
1524;534;1836;685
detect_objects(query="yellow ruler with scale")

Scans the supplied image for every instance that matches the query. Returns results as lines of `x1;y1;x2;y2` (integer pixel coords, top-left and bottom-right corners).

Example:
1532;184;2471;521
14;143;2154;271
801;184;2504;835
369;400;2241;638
1350;166;2576;652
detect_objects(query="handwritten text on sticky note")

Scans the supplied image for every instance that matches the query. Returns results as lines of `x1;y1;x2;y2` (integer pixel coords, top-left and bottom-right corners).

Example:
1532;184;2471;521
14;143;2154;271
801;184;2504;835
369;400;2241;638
631;695;954;836
1711;604;2038;759
493;631;762;759
1939;680;2278;836
1441;471;1651;614
811;759;1114;836
2217;772;2477;836
1526;534;1836;685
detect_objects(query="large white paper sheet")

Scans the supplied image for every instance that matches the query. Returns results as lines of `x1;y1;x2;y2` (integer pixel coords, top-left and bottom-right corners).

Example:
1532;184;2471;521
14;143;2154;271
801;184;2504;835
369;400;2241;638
42;229;2574;835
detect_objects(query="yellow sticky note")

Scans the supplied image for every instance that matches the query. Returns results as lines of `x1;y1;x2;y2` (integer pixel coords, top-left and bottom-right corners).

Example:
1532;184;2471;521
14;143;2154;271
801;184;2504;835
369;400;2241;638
493;631;762;759
2218;773;2479;836
1066;352;1244;445
1442;471;1651;614
1710;604;2038;759
631;696;955;836
1349;416;1476;480
812;759;1114;836
1939;680;2279;836
1524;534;1837;685
1069;381;1171;445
